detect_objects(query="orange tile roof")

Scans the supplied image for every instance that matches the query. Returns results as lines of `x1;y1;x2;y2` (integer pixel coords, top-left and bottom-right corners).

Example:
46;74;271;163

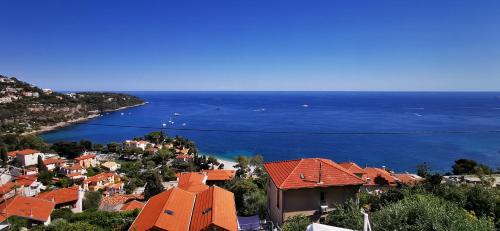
201;170;236;181
84;172;119;184
264;158;365;190
7;149;40;156
129;186;237;231
99;194;139;210
190;186;238;231
36;186;79;204
338;162;366;175
66;164;84;170
74;154;96;161
177;172;208;193
121;200;145;211
393;173;423;185
129;187;196;231
2;196;55;222
0;182;17;195
14;175;37;187
176;154;193;159
43;158;66;165
363;167;397;186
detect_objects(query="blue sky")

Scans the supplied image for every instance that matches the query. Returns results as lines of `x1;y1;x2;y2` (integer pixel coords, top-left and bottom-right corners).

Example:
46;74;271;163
1;0;499;91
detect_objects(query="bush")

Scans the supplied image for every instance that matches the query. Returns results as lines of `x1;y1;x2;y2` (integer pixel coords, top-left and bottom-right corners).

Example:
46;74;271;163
282;215;310;231
372;194;495;231
379;188;405;206
51;208;74;220
465;186;497;218
82;191;102;210
325;199;363;230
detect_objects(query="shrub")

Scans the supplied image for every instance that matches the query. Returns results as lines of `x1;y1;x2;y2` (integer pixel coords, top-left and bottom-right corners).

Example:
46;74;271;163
282;215;310;231
372;194;495;231
82;191;102;210
325;199;363;230
465;186;496;218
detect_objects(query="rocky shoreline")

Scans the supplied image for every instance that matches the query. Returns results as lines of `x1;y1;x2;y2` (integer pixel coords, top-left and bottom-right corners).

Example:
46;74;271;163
22;102;148;136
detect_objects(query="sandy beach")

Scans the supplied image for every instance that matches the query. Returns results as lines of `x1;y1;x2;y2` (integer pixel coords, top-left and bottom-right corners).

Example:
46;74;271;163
217;157;238;170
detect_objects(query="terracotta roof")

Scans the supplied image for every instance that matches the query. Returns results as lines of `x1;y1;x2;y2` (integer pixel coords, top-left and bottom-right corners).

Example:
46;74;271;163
393;173;423;185
121;200;145;211
14;175;37;187
66;173;85;178
363;167;397;186
0;182;17;195
36;186;80;204
177;172;208;193
201;170;236;181
264;158;365;190
74;154;96;161
84;172;119;184
129;187;196;231
66;164;84;170
7;149;40;156
1;196;55;222
99;194;139;211
338;162;366;175
101;161;118;169
43;158;66;165
129;186;237;231
176;154;193;159
190;186;238;231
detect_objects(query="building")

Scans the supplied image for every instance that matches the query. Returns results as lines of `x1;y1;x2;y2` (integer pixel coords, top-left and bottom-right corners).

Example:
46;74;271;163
0;196;55;227
61;164;87;180
264;158;365;225
175;154;193;163
177;172;209;193
36;186;84;213
43;158;66;171
101;161;120;172
14;175;44;197
9;149;42;166
74;153;98;168
393;173;423;186
338;162;367;179
0;182;20;201
129;186;238;231
201;169;236;186
83;172;120;192
362;167;398;191
124;140;151;151
99;194;143;212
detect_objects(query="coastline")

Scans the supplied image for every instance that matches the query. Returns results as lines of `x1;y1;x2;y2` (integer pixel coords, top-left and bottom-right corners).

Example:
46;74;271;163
22;102;148;136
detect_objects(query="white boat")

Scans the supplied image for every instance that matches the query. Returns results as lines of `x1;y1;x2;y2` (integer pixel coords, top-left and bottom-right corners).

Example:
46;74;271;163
120;112;124;115
173;112;181;116
168;117;174;124
182;123;187;126
302;104;309;108
162;123;167;127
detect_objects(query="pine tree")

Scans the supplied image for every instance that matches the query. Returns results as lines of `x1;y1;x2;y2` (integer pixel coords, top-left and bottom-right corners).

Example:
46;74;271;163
37;155;48;172
0;145;8;166
144;172;165;200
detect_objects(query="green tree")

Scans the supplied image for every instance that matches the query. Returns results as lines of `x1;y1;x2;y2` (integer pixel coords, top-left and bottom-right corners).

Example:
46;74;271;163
207;156;219;169
144;171;164;200
452;159;491;175
416;162;431;178
0;145;8;166
82;191;102;210
234;155;250;178
161;166;177;181
282;215;310;231
464;186;496;218
224;178;264;216
37;155;48;172
106;142;121;153
325;200;364;230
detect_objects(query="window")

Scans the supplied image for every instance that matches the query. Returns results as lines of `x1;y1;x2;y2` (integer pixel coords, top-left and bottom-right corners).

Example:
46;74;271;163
320;191;325;203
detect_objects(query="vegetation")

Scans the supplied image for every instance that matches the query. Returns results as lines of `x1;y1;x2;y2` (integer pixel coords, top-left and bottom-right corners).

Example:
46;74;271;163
282;215;311;231
144;171;165;200
0;76;144;134
82;191;102;210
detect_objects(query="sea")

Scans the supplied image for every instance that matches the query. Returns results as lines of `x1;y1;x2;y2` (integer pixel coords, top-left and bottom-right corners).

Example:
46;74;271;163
41;92;500;172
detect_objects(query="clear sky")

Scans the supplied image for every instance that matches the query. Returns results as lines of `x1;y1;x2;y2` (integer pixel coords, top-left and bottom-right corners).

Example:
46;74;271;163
1;0;499;91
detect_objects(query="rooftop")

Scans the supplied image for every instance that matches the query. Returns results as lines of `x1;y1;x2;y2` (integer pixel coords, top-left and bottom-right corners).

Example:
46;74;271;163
0;196;55;222
36;186;80;204
177;172;209;193
74;154;96;161
201;169;236;181
263;158;365;190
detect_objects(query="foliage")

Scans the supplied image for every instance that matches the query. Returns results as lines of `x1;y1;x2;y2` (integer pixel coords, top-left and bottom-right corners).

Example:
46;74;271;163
106;142;121;153
464;186;497;218
372;194;495;231
223;178;265;216
416;162;431;178
37;155;48;172
51;208;74;220
379;188;405;206
86;166;103;177
0;145;8;165
144;171;164;200
325;199;364;230
83;191;102;210
51;141;84;159
35;209;139;231
144;131;166;144
234;155;250;178
452;159;492;175
38;170;54;186
6;216;27;231
282;215;310;231
161;166;177;181
31;220;103;231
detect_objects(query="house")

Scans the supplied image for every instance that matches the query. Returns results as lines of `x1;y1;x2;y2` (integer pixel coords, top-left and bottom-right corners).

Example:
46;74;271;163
0;196;55;227
9;149;42;166
393;173;423;186
129;186;238;231
61;164;87;180
0;168;13;185
362;167;398;191
43;158;66;171
201;169;236;186
14;175;44;197
175;154;193;163
177;172;209;193
83;172;120;192
101;161;120;172
36;186;84;213
120;200;145;211
99;194;143;212
338;162;367;179
124;140;151;151
74;153;98;168
264;158;365;225
0;182;20;201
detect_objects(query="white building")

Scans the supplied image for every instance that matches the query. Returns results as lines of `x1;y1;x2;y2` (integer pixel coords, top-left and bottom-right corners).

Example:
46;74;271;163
11;149;42;166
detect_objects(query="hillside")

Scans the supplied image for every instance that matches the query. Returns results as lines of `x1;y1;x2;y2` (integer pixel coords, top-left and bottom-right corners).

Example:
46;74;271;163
0;75;145;134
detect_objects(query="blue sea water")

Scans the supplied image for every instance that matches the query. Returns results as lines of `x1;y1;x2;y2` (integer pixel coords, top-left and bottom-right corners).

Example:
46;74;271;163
41;92;500;172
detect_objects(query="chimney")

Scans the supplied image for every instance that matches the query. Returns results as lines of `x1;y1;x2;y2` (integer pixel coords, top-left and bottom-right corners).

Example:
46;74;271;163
318;161;323;184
